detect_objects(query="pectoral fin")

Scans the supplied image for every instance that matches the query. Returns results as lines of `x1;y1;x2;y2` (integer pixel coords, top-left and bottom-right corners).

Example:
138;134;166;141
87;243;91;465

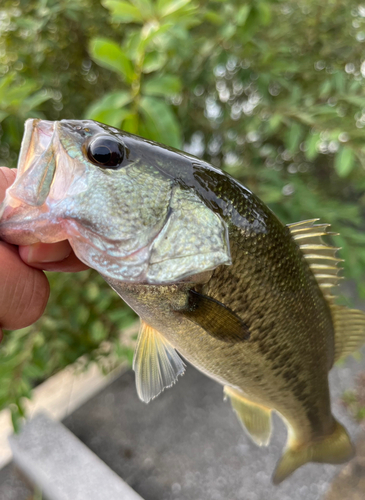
180;290;250;343
224;386;272;446
133;320;185;403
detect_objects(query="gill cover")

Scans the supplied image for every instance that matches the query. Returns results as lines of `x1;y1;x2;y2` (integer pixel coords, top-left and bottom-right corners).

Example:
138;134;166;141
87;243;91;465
0;119;231;284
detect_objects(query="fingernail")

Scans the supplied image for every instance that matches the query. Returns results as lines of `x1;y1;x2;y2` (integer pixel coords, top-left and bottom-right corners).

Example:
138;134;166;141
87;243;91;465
21;241;72;264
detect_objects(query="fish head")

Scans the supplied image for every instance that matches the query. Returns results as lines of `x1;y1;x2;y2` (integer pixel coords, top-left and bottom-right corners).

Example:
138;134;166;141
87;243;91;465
0;119;231;284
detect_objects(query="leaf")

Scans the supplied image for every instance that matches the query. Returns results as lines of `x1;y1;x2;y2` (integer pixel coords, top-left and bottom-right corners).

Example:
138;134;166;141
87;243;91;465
85;90;132;117
89;38;135;83
158;0;191;17
292;111;316;127
257;2;271;26
335;146;355;177
267;114;282;133
130;22;173;59
236;5;250;26
318;79;332;98
285;122;303;153
90;320;107;342
305;131;320;161
204;10;223;26
341;95;365;108
0;73;16;103
11;406;21;434
92;108;130;127
22;90;52;112
0;110;9;122
123;112;139;134
143;74;181;96
102;0;144;23
139;96;182;148
133;0;154;17
333;72;346;93
142;22;173;47
4;82;38;107
142;51;167;73
85;91;132;127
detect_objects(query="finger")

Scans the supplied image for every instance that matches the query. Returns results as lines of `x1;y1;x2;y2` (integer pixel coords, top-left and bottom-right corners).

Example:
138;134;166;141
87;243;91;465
19;241;89;272
0;167;17;201
0;167;88;272
0;242;50;330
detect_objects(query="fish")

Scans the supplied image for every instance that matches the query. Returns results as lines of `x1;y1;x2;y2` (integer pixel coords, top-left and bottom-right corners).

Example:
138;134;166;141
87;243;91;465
1;118;365;484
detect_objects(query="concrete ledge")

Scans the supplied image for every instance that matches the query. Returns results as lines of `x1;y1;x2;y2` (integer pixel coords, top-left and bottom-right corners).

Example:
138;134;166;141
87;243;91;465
9;412;144;500
0;322;138;470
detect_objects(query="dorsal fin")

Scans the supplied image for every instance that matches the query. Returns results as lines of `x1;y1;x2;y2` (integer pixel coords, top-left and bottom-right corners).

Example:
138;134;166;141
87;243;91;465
287;219;342;300
288;219;365;362
133;320;185;403
331;305;365;362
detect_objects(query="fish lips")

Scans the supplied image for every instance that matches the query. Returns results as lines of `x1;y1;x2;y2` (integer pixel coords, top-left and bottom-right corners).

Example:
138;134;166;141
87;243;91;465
0;119;58;244
0;118;89;244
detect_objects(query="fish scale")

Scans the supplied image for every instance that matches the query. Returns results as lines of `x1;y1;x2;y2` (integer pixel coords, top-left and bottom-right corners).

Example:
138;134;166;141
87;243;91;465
203;223;333;429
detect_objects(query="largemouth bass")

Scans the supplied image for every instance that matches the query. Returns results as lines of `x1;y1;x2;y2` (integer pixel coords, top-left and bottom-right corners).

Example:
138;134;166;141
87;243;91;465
1;119;364;483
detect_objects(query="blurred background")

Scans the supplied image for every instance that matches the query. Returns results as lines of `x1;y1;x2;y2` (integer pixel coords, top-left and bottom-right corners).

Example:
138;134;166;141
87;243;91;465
1;0;365;481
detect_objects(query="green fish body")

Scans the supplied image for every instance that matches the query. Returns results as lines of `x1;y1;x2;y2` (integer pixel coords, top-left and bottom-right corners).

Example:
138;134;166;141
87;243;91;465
1;119;364;483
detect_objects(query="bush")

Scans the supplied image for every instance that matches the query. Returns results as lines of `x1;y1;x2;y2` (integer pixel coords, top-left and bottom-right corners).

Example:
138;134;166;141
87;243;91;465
1;0;365;424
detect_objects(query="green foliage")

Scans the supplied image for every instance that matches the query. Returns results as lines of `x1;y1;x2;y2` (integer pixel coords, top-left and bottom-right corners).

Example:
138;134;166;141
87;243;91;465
1;0;365;424
0;271;136;428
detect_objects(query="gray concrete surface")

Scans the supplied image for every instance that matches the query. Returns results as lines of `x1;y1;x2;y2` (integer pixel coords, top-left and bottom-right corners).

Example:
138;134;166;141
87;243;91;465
61;354;365;500
9;412;143;500
0;463;32;500
325;433;365;500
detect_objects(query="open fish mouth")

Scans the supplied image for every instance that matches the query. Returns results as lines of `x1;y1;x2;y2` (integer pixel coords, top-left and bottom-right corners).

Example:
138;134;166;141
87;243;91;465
0;119;60;244
16;119;55;173
1;119;56;207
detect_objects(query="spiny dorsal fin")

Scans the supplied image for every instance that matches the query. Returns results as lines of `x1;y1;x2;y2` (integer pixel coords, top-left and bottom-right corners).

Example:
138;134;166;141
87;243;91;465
287;219;342;299
133;320;185;403
288;219;365;361
224;386;272;447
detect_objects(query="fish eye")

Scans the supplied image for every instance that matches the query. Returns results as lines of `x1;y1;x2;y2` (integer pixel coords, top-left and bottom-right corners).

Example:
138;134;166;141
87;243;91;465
87;136;124;169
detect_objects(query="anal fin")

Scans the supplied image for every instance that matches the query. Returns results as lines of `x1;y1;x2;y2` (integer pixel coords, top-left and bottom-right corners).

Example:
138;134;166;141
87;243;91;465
224;386;272;446
133;320;185;403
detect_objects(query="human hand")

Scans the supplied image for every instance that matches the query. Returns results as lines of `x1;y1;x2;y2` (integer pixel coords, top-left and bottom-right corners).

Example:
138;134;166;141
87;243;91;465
0;167;88;341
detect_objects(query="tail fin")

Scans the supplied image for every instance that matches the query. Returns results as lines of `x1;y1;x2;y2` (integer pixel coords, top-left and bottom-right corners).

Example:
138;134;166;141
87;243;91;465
273;419;355;484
